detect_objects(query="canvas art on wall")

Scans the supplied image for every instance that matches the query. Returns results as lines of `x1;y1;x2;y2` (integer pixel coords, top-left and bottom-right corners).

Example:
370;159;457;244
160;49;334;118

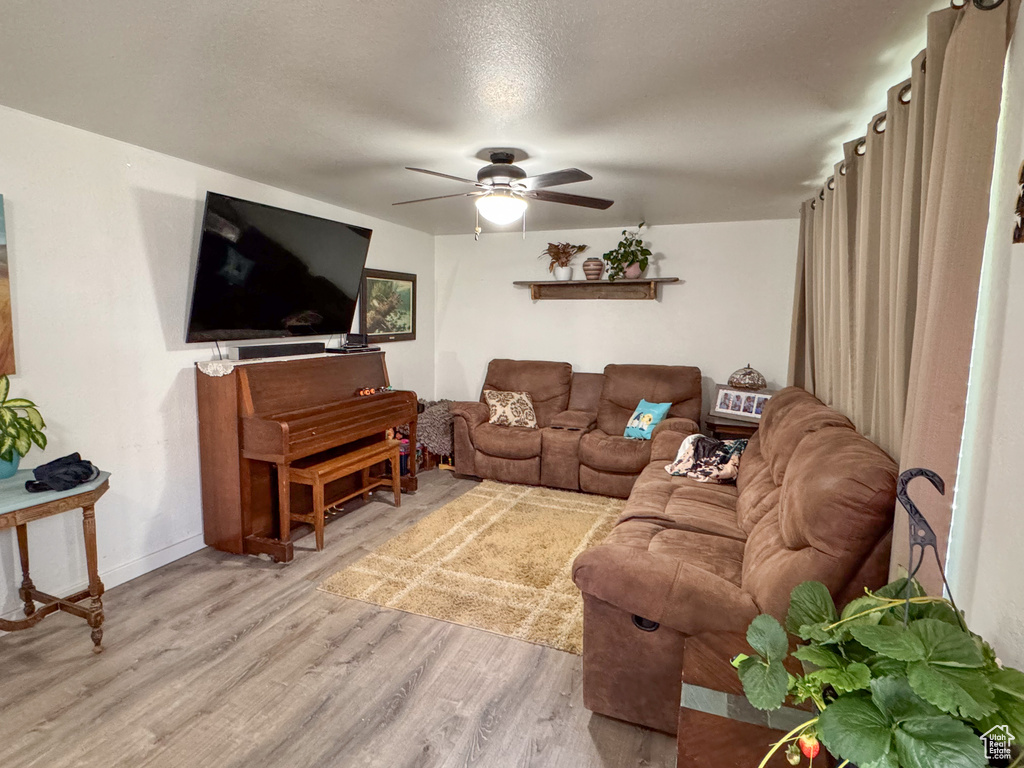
359;269;416;343
0;196;14;374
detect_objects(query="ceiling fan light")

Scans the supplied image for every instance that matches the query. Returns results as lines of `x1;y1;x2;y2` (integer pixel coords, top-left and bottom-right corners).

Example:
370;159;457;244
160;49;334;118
475;191;527;225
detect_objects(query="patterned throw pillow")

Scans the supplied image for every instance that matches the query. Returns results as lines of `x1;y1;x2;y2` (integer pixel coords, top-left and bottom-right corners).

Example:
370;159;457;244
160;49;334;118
666;434;748;484
623;399;672;440
484;390;538;428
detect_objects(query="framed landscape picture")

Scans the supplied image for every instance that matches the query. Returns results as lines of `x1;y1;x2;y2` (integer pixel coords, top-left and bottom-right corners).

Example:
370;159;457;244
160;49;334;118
712;384;773;424
359;269;416;343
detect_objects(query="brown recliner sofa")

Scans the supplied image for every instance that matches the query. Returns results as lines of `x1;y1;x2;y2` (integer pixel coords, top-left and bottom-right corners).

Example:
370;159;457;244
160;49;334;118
571;387;897;734
451;359;702;496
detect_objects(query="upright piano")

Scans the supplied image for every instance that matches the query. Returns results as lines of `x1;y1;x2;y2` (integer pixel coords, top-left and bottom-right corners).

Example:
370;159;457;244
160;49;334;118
195;352;417;563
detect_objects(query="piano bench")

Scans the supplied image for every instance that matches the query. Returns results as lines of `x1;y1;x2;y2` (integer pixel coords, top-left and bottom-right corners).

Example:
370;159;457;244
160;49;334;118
286;438;402;552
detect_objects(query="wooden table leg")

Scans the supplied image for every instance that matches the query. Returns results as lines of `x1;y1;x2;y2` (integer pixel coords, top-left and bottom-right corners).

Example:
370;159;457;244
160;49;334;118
391;448;401;508
408;418;418;482
276;462;291;547
16;524;36;618
313;478;325;552
360;467;370;501
82;504;105;653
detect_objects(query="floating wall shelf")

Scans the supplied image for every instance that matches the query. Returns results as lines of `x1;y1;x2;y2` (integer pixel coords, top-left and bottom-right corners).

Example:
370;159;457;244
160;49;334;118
512;277;680;301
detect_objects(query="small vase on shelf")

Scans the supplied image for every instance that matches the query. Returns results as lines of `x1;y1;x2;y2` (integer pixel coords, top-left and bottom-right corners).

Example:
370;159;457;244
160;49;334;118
624;262;644;280
582;257;604;280
553;266;573;281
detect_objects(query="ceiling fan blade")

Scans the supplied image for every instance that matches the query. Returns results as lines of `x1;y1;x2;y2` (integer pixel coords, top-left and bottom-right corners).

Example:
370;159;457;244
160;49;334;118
525;189;614;210
405;167;480;185
522;168;593;189
392;192;483;206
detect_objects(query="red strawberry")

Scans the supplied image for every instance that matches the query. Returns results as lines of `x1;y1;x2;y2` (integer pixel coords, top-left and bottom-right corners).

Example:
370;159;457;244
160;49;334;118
798;733;821;760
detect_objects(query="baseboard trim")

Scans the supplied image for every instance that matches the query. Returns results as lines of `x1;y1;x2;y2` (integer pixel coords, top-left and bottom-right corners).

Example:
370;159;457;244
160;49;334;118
2;534;206;625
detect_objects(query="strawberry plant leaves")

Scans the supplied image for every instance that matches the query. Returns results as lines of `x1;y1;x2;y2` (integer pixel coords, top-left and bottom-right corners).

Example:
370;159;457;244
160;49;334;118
990;667;1024;700
851;624;927;661
907;662;997;719
870;677;943;722
792;645;843;669
737;657;789;711
909;619;986;668
817;692;893;766
861;751;899;768
786;582;837;635
818;662;873;695
840;595;888;628
869;655;909;679
875;578;925;600
892;715;988;768
747;614;788;661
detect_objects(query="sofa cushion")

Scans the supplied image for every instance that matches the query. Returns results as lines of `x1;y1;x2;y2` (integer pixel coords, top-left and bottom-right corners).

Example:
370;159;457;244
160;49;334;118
596;364;702;437
648;530;745;586
741;427;897;621
614;463;744;540
734;433;780;534
579;429;652;474
480;359;572;428
758;387;855;486
484;390;538;428
472;422;543;459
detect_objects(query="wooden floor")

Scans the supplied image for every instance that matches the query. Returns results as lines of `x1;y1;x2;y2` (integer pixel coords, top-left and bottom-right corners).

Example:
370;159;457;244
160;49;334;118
0;471;676;768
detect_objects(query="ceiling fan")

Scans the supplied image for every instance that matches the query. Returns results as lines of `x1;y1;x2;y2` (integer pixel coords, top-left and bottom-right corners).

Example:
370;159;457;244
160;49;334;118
393;151;614;226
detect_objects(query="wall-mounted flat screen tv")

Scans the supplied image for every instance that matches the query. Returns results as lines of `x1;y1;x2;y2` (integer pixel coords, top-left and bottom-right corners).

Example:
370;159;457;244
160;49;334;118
185;192;372;343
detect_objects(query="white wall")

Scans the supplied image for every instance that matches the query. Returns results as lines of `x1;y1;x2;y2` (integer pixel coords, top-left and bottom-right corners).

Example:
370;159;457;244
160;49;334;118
949;12;1024;669
0;105;434;620
433;220;799;414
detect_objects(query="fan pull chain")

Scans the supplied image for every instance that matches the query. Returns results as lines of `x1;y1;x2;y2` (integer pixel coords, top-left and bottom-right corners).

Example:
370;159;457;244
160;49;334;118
474;207;481;241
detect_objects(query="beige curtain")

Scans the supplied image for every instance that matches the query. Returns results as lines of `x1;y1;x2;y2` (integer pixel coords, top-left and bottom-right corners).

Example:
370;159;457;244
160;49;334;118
788;1;1019;593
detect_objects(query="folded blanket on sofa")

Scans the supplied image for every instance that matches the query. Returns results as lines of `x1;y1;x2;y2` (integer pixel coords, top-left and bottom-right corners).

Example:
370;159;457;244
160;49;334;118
666;434;747;483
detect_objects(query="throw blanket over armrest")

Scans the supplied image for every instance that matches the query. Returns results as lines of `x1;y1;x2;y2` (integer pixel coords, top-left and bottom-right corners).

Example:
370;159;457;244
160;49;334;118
549;410;597;430
450;401;489;427
573;544;759;637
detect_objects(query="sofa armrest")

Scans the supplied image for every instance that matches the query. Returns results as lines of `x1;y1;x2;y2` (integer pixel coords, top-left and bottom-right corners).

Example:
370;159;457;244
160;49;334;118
450;401;489;428
652;417;700;438
651;429;686;462
573;544;759;636
549;409;597;431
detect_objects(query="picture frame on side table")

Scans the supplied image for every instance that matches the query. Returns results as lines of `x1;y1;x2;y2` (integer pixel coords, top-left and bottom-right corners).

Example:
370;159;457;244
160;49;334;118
359;269;416;343
712;384;774;424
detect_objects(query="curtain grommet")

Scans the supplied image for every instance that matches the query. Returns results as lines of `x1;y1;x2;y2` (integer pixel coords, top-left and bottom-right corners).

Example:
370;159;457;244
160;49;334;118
819;189;825;201
899;83;912;104
839;162;847;176
974;0;1004;9
873;115;887;134
811;199;817;210
855;139;867;156
951;0;967;8
827;176;836;191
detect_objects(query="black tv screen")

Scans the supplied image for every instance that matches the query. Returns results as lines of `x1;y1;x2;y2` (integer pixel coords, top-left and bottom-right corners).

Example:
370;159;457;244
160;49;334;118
185;192;372;343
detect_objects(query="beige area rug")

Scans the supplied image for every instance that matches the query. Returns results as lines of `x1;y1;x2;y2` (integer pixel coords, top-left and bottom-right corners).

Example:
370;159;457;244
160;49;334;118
318;480;625;654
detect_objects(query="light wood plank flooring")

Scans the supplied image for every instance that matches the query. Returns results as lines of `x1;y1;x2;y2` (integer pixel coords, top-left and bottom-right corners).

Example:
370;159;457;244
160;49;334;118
0;471;676;768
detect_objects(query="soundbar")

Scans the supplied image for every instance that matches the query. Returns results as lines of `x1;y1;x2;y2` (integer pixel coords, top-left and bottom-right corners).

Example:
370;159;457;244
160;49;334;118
227;342;326;360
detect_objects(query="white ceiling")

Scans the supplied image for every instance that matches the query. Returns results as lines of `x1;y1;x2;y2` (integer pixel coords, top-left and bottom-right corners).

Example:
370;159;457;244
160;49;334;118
0;0;942;234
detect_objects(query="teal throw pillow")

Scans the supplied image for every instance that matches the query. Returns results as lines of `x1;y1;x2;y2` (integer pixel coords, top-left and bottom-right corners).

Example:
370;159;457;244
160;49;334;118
623;399;672;440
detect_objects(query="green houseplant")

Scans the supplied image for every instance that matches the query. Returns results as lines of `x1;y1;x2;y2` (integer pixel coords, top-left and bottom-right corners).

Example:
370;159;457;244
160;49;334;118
0;374;47;477
540;242;588;281
735;578;1024;768
602;222;652;281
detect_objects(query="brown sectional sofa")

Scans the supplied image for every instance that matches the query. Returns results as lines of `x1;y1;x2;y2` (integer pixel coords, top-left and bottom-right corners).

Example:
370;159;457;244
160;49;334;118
572;387;898;735
451;359;702;497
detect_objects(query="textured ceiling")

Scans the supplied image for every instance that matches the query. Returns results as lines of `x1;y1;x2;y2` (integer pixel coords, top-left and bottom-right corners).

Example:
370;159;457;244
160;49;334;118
0;0;942;234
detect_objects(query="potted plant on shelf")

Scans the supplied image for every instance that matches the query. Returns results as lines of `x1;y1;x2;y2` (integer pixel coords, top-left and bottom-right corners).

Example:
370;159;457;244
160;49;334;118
735;577;1024;768
602;222;652;281
540;242;588;281
0;375;47;479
